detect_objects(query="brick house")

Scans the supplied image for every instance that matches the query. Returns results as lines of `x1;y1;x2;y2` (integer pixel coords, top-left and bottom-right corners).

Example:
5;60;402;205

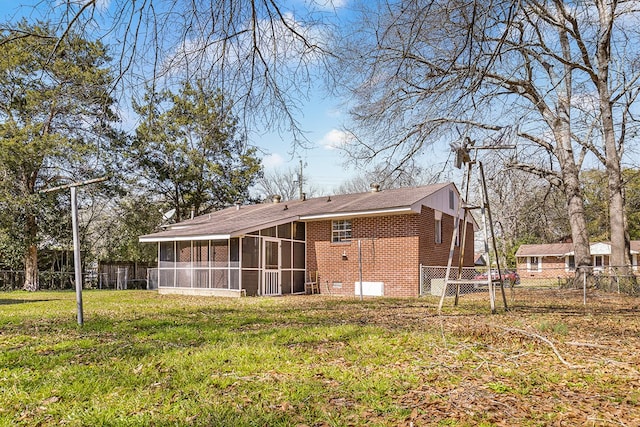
515;241;640;279
139;183;477;297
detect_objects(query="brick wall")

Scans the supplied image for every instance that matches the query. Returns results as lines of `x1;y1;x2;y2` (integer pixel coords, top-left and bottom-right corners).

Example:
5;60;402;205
306;208;475;297
516;255;613;280
516;256;573;279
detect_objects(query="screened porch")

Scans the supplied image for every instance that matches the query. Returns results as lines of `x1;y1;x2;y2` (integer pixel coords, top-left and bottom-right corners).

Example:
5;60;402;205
154;221;307;296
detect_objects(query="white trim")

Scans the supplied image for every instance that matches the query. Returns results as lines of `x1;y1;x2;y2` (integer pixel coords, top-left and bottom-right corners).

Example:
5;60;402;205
300;207;413;220
140;234;230;243
590;242;611;256
159;287;243;297
593;255;605;270
262;237;281;296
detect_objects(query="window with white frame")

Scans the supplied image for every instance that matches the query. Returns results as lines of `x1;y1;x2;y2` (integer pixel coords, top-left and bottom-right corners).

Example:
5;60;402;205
332;220;352;242
449;190;455;210
593;255;604;269
528;256;541;272
566;255;575;271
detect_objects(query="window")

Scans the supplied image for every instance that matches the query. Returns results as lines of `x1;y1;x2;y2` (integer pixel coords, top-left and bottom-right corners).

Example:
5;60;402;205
332;220;352;242
449;190;455;210
528;256;540;272
566;255;575;271
593;255;604;269
435;219;442;244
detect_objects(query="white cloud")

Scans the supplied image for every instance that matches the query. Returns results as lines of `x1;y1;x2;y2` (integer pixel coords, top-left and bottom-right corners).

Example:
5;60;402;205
93;0;110;10
262;153;285;169
326;107;343;118
311;0;349;10
319;129;354;150
59;0;110;11
571;92;598;113
162;10;327;78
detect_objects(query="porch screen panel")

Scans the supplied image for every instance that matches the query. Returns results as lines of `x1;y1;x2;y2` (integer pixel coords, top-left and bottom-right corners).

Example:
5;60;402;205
194;269;209;288
261;226;276;237
278;223;292;239
242;236;260;268
212;241;229;267
193;241;209;267
212;269;228;288
230;238;240;268
264;240;279;269
230;269;240;289
159;269;175;287
293;271;305;293
229;238;240;290
242;270;259;296
294;222;305;241
281;270;292;294
177;242;191;267
293;242;305;269
192;240;210;288
159;242;175;268
176;268;191;287
281;241;292;269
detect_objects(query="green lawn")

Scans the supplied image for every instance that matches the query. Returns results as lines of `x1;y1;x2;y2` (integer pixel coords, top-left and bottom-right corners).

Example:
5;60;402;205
1;290;638;426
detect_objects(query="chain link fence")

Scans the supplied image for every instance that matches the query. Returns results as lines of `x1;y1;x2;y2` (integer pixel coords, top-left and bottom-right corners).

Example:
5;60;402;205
0;268;152;291
0;270;81;291
420;265;640;309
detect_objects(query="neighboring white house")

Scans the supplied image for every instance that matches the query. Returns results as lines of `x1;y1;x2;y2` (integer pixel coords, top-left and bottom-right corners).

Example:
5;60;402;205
515;241;640;279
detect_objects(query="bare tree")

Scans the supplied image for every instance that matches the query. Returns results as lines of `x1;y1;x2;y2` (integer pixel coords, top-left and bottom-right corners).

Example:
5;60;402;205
481;162;571;266
334;163;435;194
333;0;640;272
254;167;319;201
9;0;336;145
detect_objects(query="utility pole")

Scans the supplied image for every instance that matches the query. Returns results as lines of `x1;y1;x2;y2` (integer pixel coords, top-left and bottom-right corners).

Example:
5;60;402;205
298;159;304;200
40;176;109;326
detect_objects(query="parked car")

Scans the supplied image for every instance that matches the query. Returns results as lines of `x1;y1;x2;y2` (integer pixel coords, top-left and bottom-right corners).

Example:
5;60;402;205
473;269;520;285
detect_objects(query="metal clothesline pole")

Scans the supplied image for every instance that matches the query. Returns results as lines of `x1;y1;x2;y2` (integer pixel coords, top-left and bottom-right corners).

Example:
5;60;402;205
70;186;83;325
40;176;109;326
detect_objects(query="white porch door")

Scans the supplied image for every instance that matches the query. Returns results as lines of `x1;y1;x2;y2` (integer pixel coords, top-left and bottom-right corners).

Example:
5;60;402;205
262;238;281;295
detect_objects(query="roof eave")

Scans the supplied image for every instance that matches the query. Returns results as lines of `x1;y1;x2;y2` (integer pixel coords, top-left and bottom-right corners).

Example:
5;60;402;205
516;252;571;257
300;206;413;221
139;234;232;243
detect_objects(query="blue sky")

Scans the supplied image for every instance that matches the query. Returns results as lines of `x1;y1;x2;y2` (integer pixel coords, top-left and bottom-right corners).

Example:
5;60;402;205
1;0;363;194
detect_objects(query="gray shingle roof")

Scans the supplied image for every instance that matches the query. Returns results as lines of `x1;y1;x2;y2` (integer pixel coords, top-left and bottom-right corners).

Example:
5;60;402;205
515;243;573;257
516;241;640;257
140;183;455;242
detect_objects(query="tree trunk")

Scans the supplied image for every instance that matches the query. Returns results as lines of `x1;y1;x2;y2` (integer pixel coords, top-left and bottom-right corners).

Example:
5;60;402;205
560;157;592;270
554;130;591;277
23;244;39;291
606;152;630;272
22;210;39;291
555;19;591;278
595;2;632;274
